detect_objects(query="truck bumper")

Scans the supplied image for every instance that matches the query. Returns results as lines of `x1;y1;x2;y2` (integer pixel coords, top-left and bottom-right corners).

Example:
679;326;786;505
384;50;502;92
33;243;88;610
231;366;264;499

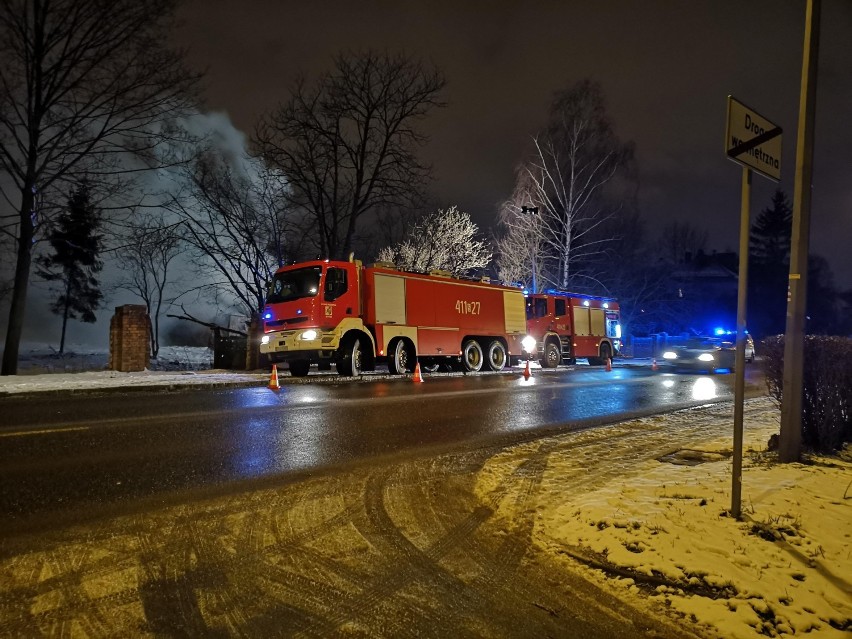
260;330;338;362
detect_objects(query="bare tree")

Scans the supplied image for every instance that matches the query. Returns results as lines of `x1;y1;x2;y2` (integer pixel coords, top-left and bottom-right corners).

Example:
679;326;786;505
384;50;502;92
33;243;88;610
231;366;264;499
495;171;548;289
498;80;634;292
113;212;183;358
255;50;445;261
377;206;492;277
169;149;288;317
0;0;200;374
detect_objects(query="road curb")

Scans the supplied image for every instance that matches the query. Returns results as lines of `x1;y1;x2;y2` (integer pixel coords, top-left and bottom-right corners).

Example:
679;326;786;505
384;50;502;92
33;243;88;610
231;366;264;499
0;361;643;398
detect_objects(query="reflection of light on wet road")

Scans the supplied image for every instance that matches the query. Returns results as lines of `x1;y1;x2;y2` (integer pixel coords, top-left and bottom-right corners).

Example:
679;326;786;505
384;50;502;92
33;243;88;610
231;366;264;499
230;388;332;478
691;377;717;400
231;411;329;479
236;387;328;410
235;388;287;408
224;368;735;481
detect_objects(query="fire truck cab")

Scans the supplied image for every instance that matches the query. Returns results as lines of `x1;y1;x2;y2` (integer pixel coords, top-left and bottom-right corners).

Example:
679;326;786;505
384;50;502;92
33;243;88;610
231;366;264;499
525;291;621;367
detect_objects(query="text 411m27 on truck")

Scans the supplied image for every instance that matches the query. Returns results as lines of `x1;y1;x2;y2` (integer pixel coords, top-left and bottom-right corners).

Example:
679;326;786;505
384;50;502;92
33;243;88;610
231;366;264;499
259;257;621;377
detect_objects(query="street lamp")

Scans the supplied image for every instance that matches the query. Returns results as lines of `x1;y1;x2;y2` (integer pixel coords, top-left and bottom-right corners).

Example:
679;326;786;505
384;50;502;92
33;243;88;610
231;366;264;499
521;206;539;293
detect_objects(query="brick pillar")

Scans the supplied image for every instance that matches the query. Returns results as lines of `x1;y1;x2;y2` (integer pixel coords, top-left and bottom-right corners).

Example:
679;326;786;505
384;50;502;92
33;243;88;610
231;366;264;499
245;316;263;370
109;305;151;372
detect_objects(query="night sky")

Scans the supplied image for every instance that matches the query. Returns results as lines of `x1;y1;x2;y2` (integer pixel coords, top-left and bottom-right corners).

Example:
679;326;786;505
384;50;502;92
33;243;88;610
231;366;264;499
175;0;852;287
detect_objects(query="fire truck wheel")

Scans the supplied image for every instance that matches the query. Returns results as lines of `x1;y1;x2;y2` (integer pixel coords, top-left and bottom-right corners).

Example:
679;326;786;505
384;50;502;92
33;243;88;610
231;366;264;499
486;340;507;371
289;360;311;377
388;339;413;374
461;339;484;372
540;341;561;368
337;336;364;377
599;343;612;363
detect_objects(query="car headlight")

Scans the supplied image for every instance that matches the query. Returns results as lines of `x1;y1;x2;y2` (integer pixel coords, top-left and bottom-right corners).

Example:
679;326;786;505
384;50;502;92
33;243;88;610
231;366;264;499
522;335;537;353
300;330;318;341
698;353;715;362
662;351;677;360
261;335;270;345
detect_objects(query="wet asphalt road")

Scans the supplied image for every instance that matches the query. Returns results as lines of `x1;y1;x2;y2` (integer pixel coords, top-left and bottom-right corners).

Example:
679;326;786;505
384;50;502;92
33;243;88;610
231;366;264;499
0;367;766;638
0;366;764;535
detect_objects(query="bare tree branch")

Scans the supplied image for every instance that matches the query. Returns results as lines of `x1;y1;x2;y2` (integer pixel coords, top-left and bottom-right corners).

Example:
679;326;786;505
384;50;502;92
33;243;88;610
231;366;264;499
168;148;289;317
496;79;634;293
254;50;445;260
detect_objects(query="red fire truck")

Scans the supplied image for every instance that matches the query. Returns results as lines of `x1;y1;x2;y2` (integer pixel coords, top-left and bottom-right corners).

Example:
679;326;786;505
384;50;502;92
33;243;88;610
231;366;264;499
260;258;528;377
525;290;621;367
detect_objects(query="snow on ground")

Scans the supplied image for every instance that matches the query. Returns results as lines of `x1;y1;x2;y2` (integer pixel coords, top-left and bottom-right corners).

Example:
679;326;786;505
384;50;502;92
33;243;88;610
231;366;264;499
0;343;265;394
10;342;214;374
476;397;851;639
2;345;849;638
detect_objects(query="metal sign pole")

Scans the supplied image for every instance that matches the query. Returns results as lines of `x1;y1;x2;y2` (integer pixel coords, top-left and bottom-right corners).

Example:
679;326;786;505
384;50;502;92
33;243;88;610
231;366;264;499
731;166;751;519
780;0;820;463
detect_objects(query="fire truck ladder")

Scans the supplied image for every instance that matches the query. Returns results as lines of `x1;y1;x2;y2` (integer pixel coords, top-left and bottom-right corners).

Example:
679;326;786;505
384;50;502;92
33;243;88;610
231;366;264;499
559;336;574;364
537;335;575;365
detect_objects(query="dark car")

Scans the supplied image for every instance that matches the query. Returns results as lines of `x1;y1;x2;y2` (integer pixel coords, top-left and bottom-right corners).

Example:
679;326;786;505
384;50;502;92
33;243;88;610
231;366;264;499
714;330;755;363
661;336;736;373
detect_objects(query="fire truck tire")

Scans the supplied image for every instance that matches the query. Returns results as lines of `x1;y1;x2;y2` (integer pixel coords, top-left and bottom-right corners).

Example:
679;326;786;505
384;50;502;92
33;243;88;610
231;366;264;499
540;341;561;368
337;336;364;377
461;339;484;372
289;360;311;377
588;343;611;366
388;339;414;375
486;340;508;371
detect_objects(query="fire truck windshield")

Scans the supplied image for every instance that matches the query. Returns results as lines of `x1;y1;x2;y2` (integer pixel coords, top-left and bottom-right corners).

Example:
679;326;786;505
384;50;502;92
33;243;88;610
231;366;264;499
267;266;322;303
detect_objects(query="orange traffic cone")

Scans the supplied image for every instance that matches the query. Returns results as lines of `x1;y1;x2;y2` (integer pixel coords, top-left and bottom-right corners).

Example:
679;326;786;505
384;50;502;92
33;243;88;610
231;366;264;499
651;358;659;372
605;357;612;372
412;362;425;383
523;359;531;379
268;364;280;390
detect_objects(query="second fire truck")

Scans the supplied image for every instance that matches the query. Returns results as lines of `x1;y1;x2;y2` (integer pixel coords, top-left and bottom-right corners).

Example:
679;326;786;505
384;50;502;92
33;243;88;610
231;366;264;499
524;290;621;367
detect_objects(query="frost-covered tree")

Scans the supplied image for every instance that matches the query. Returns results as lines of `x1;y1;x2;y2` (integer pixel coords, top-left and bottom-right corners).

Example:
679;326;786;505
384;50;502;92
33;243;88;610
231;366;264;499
497;79;634;292
377;206;492;277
